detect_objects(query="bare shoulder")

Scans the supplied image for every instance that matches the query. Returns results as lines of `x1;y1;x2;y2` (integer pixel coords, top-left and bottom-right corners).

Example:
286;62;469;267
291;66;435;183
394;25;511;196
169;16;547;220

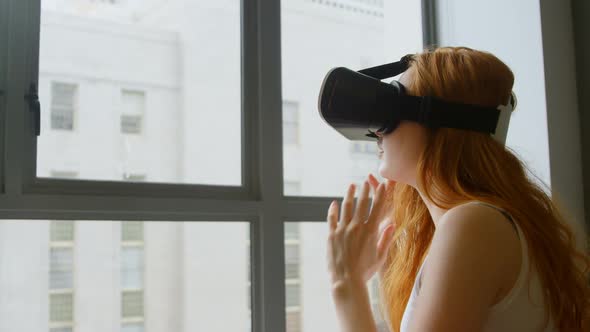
428;201;522;298
439;202;520;239
432;201;522;273
409;202;523;330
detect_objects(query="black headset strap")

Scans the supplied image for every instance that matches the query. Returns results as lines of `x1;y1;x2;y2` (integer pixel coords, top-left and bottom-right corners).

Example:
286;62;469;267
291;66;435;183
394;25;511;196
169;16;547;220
358;55;412;80
392;95;501;133
362;55;502;134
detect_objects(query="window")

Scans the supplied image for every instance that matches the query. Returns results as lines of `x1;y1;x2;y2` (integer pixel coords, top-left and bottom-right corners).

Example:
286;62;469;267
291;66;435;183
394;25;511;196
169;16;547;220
350;142;379;155
285;223;300;241
121;323;144;332
281;0;423;197
309;0;385;17
0;220;251;332
121;222;144;329
123;174;146;182
36;0;242;185
285;245;300;279
1;1;431;332
121;90;144;135
283;101;299;145
284;223;302;332
49;221;75;332
50;82;76;131
50;171;78;180
284;222;386;331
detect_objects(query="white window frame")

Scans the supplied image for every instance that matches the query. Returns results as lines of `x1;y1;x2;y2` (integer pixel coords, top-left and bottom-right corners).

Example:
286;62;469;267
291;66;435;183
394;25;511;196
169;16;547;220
0;1;436;331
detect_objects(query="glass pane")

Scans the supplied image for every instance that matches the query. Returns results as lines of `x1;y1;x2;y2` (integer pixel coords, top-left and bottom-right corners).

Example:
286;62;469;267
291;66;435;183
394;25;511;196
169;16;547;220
121;247;144;289
50;328;73;332
281;0;423;196
285;222;300;240
50;220;74;242
284;222;386;332
285;244;300;279
0;220;251;332
122;323;144;332
287;309;301;332
37;1;242;185
122;290;144;318
50;82;76;131
50;293;73;322
122;222;144;242
50;248;73;289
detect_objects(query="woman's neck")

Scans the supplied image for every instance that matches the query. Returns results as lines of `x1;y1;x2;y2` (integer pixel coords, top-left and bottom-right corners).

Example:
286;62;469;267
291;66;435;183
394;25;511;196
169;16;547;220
416;189;448;228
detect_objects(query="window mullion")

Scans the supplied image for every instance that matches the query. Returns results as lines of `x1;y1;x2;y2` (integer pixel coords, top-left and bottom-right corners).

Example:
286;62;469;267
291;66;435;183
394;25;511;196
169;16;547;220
421;0;439;47
4;0;40;196
284;196;341;222
244;0;287;332
0;0;7;195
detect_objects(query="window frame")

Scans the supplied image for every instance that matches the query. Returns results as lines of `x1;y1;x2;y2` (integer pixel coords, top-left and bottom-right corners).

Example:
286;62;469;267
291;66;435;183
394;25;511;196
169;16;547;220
1;1;436;332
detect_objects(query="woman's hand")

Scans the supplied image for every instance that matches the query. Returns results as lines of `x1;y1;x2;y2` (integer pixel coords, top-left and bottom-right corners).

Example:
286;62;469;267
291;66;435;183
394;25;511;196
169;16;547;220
326;179;397;289
367;173;397;228
367;173;397;279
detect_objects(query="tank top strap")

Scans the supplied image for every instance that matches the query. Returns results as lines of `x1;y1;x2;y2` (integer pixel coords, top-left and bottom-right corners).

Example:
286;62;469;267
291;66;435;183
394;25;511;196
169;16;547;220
467;201;531;312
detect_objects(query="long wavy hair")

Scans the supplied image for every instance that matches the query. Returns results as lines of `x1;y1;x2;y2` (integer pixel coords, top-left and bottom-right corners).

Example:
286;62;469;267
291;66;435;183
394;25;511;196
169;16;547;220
378;47;590;331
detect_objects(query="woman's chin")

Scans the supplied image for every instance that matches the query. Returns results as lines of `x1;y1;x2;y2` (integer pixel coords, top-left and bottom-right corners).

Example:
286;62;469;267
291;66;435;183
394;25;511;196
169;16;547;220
378;163;390;179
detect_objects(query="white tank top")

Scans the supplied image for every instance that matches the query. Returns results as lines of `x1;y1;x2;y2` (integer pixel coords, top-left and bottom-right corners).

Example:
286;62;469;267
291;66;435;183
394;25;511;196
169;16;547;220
396;201;557;332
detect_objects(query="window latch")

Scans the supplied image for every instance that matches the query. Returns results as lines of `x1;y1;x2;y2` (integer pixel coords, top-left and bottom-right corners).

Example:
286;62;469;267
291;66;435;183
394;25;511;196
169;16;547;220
24;83;41;136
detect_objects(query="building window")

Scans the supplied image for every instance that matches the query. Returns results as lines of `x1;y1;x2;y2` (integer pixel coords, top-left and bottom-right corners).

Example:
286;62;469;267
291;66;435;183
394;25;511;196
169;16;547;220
285;221;301;332
49;221;75;332
121;222;144;331
121;90;145;135
350;142;379;155
283;101;299;145
286;310;301;332
285;244;300;279
309;0;385;17
51;82;77;131
123;174;147;182
284;223;300;241
50;171;78;180
121;323;144;332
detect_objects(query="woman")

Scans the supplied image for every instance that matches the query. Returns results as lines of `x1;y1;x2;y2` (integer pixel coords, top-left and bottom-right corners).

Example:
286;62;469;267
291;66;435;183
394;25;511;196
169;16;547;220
326;47;590;332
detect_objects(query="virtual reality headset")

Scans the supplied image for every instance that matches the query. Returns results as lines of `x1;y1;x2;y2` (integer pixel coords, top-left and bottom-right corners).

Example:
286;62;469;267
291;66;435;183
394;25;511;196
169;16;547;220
318;54;517;144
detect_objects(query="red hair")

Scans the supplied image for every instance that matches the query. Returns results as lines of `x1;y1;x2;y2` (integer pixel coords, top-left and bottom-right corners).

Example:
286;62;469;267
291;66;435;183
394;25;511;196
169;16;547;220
378;47;590;331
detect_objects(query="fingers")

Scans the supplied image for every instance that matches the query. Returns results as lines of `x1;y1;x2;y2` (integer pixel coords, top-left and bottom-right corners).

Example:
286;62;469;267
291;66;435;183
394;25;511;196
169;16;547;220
338;184;356;230
351;181;371;225
368;173;380;191
327;200;339;233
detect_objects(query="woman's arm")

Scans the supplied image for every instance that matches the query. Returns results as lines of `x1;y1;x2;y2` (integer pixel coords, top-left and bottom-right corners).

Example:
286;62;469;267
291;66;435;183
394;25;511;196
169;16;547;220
331;278;379;332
